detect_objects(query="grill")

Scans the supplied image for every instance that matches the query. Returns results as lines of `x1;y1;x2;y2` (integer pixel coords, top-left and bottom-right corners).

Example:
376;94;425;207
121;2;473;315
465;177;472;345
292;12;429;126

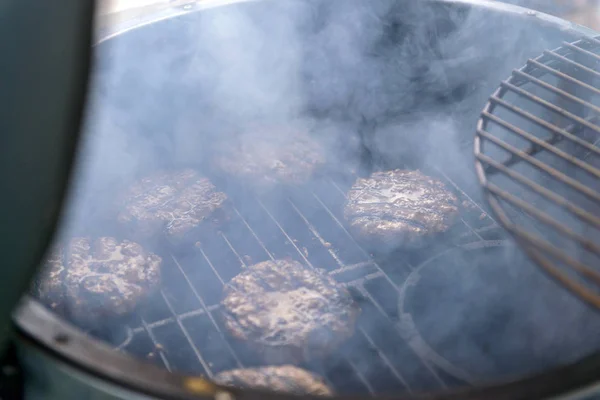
109;169;502;395
20;1;600;399
475;36;600;310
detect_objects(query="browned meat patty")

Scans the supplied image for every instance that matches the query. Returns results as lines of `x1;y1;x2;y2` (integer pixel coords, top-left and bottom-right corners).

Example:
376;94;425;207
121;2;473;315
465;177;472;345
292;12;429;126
213;365;333;396
344;170;459;249
211;127;326;189
220;259;359;364
118;169;227;243
35;237;162;324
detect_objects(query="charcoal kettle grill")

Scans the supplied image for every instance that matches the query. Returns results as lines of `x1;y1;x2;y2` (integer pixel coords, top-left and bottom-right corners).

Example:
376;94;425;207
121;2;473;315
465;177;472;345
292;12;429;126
5;0;600;399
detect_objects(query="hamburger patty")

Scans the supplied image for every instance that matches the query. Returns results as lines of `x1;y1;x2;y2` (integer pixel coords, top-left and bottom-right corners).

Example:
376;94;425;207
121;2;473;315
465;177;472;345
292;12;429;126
214;365;333;396
35;237;162;323
118;169;227;241
344;169;459;249
220;259;359;363
212;127;326;189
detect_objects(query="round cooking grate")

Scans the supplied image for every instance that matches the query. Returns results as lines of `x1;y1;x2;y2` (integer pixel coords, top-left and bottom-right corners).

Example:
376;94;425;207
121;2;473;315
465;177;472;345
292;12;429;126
397;241;600;384
475;36;600;309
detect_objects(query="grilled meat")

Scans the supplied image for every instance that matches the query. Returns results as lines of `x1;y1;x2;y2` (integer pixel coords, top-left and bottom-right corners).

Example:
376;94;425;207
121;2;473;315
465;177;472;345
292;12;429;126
220;259;359;364
211;127;326;189
214;365;333;396
344;169;459;249
36;245;67;313
35;237;162;324
118;169;227;244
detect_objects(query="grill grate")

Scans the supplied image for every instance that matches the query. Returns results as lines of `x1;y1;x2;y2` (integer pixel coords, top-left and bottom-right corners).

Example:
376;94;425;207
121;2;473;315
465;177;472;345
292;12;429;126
116;169;502;395
475;36;600;310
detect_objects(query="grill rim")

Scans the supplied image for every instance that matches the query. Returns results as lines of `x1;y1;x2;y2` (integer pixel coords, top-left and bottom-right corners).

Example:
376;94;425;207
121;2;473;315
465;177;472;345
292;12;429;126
16;0;600;399
16;295;600;400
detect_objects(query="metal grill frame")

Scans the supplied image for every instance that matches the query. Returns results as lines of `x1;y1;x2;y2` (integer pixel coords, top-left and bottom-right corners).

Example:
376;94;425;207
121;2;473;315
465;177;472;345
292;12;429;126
475;36;600;309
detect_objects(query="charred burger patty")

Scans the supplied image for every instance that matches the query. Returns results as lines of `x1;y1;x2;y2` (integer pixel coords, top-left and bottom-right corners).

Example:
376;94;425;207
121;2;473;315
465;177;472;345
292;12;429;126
118;169;227;242
220;259;359;363
212;128;326;189
344;169;459;249
35;237;162;324
214;365;333;396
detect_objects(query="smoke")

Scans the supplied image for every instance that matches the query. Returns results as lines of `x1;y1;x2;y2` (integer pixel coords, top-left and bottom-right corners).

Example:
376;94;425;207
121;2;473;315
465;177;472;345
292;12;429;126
37;0;600;393
71;0;563;195
396;242;600;385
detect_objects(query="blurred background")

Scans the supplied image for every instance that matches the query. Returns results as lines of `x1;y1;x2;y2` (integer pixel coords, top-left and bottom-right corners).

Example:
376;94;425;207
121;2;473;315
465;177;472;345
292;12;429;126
500;0;600;29
95;0;600;36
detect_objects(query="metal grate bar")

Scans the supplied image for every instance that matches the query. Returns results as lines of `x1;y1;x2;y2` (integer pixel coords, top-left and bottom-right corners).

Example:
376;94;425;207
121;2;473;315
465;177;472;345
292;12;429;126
477;128;600;203
433;168;498;226
488;95;600;157
354;285;447;389
477;153;600;230
485;99;563;169
349;364;375;395
494;211;600;305
328;179;350;198
459;217;483;241
458;224;498;238
397;282;476;385
482;110;600;179
527;58;600;97
426;169;498;240
132;308;211;332
586;136;600;159
219;232;248;268
329;261;378;277
562;41;600;63
522;241;600;309
287;199;349;269
140;316;172;372
402;330;474;386
197;247;226;285
499;80;600;137
169;255;244;369
582;36;600;48
530;247;600;307
255;198;317;269
344;271;385;287
160;291;215;377
485;184;600;259
232;207;273;261
435;185;495;240
543;50;600;80
512;68;600;116
358;328;411;391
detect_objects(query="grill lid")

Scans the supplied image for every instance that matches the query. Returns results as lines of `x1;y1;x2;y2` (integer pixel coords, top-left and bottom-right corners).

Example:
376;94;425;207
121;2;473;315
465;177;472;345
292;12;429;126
0;0;93;353
475;35;600;310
